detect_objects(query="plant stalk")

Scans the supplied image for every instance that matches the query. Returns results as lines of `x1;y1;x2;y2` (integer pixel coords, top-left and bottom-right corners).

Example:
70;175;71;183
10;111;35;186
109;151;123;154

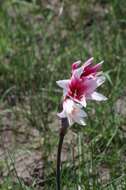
56;117;68;190
56;133;65;190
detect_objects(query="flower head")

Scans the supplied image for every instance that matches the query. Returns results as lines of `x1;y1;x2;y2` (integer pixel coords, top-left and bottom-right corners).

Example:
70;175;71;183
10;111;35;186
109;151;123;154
57;57;107;126
57;58;107;107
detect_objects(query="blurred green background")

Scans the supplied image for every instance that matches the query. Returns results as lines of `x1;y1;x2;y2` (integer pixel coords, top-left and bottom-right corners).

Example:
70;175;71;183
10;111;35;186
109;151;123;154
0;0;126;189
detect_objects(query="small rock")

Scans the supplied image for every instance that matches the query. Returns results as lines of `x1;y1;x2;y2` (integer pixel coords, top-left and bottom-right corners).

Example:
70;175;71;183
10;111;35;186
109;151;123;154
115;96;126;117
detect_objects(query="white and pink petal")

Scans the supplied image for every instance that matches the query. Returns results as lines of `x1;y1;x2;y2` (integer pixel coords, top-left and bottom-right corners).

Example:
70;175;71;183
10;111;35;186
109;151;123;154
72;60;81;71
83;57;94;68
56;79;70;89
90;92;107;101
96;76;106;87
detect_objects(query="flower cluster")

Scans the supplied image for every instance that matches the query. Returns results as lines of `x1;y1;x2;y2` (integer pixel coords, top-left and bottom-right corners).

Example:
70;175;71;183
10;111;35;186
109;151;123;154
56;57;107;126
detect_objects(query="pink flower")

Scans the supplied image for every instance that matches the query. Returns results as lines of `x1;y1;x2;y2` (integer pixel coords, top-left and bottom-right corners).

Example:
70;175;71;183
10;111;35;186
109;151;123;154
57;57;107;126
57;58;107;107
